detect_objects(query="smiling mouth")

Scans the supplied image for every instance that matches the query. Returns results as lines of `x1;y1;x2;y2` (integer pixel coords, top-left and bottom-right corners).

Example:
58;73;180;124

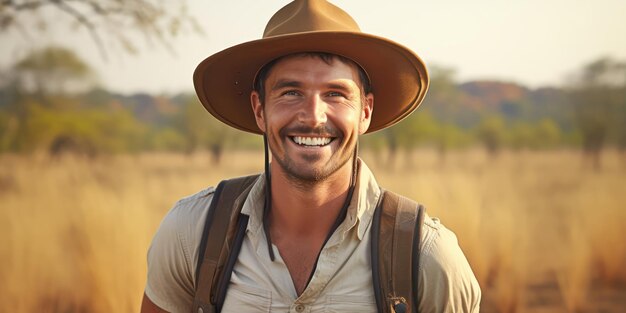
290;136;335;147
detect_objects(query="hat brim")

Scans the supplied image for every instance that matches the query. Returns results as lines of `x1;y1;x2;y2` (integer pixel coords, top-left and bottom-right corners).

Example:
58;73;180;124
193;31;429;134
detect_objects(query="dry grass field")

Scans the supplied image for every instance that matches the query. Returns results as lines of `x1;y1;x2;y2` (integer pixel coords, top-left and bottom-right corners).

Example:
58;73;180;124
0;149;625;312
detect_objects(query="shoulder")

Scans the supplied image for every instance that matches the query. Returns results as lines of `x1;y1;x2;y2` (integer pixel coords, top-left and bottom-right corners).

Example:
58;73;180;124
145;186;216;312
175;185;217;213
418;216;482;313
420;215;460;262
150;185;217;271
152;186;216;257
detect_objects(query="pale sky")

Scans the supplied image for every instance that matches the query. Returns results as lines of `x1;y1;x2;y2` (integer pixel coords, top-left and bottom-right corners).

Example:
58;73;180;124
1;0;625;94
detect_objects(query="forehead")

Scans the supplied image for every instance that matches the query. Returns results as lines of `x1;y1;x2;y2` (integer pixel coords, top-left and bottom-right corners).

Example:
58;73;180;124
266;55;362;86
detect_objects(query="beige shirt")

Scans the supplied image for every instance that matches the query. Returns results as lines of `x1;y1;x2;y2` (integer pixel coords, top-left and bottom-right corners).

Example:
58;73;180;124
145;161;481;312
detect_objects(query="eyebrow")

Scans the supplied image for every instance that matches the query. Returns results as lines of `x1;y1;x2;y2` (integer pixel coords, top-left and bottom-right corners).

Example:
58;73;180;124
271;79;302;91
270;79;356;93
326;82;352;92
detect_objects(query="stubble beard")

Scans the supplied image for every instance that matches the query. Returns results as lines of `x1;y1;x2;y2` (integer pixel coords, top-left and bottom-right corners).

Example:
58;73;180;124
268;126;356;190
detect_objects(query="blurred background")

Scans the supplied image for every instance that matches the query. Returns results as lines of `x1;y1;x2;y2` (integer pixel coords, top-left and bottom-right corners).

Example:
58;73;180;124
0;0;625;312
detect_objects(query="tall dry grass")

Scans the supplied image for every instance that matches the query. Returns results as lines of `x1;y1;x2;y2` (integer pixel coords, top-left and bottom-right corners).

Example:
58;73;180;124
369;149;626;312
0;152;260;312
0;149;625;312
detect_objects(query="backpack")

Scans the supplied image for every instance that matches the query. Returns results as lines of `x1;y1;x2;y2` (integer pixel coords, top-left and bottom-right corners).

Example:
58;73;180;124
192;174;425;313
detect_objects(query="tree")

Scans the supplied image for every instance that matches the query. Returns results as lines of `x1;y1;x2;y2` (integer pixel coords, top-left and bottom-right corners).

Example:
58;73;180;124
0;110;18;152
569;57;626;169
509;122;534;150
422;66;463;159
370;67;461;166
531;119;561;149
476;115;506;157
509;119;562;150
13;46;95;96
176;95;238;163
360;130;388;166
378;110;438;167
0;45;151;155
0;0;201;59
434;123;470;157
2;46;94;152
423;66;469;126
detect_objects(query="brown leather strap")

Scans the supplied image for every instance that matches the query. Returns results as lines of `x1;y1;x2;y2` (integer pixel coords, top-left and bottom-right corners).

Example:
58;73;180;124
192;177;423;313
372;189;424;313
192;174;260;313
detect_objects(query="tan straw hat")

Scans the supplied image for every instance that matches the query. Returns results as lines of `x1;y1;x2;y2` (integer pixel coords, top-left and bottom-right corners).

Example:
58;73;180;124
193;0;429;134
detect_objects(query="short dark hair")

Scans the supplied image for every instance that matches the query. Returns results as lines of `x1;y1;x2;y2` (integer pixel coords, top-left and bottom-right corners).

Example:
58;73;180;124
253;52;372;104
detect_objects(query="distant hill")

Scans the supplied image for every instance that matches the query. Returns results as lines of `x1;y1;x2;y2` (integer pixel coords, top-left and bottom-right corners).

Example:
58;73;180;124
1;79;572;130
422;80;569;129
459;81;529;110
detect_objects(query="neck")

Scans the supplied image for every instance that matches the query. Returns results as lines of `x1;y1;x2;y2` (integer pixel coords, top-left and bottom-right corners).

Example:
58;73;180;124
268;160;354;236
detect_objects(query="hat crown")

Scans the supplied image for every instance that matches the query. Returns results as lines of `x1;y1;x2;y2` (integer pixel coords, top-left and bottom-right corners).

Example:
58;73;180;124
263;0;360;38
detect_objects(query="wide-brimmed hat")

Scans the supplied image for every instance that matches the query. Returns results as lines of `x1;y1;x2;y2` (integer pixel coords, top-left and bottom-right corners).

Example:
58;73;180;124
193;0;429;134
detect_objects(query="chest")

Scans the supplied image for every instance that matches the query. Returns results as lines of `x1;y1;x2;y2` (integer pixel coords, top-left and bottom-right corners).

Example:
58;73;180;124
275;236;326;295
221;230;377;312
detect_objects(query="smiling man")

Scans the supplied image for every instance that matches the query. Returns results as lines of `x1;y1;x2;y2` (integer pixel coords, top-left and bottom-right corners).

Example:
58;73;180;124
252;54;371;185
141;1;480;313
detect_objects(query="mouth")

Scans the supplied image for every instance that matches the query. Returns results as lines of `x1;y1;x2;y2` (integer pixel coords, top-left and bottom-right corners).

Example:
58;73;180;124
290;136;335;147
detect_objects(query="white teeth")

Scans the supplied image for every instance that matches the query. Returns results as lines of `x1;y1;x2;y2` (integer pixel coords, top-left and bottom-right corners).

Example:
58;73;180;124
293;136;332;146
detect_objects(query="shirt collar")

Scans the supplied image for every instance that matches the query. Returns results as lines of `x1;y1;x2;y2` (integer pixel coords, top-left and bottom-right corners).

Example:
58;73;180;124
240;159;381;247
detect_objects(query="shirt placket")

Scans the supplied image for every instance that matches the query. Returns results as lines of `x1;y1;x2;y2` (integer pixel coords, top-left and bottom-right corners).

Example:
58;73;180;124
290;240;340;312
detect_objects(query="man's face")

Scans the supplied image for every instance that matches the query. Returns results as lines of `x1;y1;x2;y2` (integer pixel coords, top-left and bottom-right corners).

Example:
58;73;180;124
251;55;373;183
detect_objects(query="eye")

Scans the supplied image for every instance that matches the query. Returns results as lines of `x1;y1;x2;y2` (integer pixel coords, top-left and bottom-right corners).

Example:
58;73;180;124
282;90;301;97
327;91;345;98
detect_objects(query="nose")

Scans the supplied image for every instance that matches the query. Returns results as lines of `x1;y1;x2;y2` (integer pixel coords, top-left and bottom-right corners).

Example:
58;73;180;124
298;94;327;127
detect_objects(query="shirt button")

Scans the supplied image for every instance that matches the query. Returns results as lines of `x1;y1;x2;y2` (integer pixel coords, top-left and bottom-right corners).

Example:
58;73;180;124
295;304;305;312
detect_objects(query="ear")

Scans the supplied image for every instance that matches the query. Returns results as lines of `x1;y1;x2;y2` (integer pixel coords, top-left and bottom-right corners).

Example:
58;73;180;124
251;91;266;133
358;93;374;134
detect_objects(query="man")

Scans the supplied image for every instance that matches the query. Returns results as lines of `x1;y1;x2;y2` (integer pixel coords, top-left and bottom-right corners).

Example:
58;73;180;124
141;1;481;312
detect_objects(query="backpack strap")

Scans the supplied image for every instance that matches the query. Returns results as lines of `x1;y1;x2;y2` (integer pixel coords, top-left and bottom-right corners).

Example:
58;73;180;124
371;189;425;313
192;174;260;313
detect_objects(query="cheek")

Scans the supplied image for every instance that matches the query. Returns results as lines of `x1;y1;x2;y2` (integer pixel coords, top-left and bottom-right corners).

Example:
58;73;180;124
331;108;361;135
263;106;291;133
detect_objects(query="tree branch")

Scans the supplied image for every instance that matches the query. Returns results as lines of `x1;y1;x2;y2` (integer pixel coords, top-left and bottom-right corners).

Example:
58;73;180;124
1;0;202;59
49;0;108;61
1;0;48;10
